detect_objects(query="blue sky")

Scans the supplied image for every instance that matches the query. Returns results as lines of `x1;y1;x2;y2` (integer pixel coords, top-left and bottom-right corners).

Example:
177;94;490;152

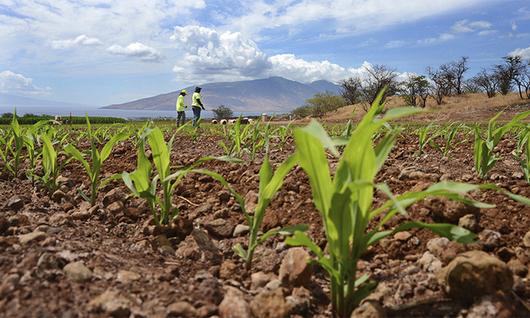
0;0;529;107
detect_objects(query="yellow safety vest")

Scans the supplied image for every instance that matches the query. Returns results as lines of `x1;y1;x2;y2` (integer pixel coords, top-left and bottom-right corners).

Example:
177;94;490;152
192;92;202;107
176;95;185;111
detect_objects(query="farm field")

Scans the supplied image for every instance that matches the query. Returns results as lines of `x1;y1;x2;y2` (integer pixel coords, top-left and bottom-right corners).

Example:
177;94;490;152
1;101;530;318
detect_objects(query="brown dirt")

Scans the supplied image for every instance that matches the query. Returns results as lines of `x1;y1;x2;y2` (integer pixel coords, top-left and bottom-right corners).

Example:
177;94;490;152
1;125;530;317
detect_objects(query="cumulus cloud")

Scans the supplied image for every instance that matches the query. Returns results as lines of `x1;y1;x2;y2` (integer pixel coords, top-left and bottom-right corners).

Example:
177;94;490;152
510;46;530;60
170;26;381;83
418;33;455;45
107;43;162;62
0;70;49;95
384;40;406;49
451;20;492;33
171;26;271;81
51;35;103;49
226;0;490;37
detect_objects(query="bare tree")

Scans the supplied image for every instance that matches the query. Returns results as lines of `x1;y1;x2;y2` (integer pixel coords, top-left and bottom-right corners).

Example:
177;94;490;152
473;69;499;98
400;74;430;107
450;57;469;95
362;64;399;106
506;56;529;99
339;77;363;105
427;66;452;105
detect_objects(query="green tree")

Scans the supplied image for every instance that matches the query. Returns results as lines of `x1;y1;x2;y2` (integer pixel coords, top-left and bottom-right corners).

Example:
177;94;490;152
212;105;233;119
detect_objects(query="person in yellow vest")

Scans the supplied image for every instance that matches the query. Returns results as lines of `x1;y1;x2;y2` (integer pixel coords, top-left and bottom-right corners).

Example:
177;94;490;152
192;86;205;128
176;89;187;127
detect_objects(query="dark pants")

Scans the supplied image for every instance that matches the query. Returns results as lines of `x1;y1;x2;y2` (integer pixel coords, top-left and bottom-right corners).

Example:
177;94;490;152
177;111;185;126
192;106;201;127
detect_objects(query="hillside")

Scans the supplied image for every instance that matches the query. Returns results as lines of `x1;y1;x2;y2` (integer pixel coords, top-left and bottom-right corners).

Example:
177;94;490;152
0;94;92;111
102;77;341;113
321;93;530;124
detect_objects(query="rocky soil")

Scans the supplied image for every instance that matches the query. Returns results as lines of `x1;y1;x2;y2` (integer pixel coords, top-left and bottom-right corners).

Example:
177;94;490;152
0;131;529;317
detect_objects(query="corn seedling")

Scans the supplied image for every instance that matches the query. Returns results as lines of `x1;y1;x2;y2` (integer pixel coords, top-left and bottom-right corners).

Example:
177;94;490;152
415;124;438;156
24;120;49;184
284;91;502;317
514;127;530;183
474;111;530;178
39;133;60;192
195;154;306;269
441;123;464;157
122;125;236;225
64;116;129;206
10;112;24;178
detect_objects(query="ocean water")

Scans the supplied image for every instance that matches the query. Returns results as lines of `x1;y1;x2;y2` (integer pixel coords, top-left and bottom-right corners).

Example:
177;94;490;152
5;105;279;120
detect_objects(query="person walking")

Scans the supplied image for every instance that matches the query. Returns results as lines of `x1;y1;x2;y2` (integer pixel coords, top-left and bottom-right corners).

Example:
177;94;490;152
191;86;205;128
176;89;187;127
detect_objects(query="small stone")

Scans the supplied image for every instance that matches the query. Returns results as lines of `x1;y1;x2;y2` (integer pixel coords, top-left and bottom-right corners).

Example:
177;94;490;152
219;260;238;280
219;287;251;318
438;251;513;301
116;270;141;284
191;229;222;265
124;207;141;221
64;261;92;282
102;188;125;207
417;251;443;273
6;196;24;210
478;230;501;250
88;289;131;317
57;175;74;187
51;190;66;203
175;236;201;260
250;288;290;318
233;224;250;237
18;231;47;244
265;279;281;290
107;201;124;214
425;197;479;223
393;231;412;241
507;259;528;277
523;231;530;248
251;271;274;290
286;287;311;315
167;301;198;318
244;190;259;213
204;219;235;239
458;214;479;232
279;248;312;287
351;300;386;318
218;190;231;203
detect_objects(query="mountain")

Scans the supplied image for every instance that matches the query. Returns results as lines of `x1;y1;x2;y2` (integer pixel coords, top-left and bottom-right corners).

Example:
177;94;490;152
103;77;341;113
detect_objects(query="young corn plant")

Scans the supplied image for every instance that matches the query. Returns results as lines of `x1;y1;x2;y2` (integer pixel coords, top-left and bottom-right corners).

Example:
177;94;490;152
64;116;129;206
194;154;306;269
122;125;234;225
474;110;530;178
39;133;60;192
23;120;49;185
284;91;503;317
441;123;464;158
10;112;24;178
514;127;530;183
415;124;438;156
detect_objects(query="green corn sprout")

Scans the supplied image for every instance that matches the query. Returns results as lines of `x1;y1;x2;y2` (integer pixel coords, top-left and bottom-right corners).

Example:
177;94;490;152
23;120;49;184
416;124;438;156
474;110;530;178
64;116;129;206
441;123;463;157
284;91;502;317
122;125;235;225
194;154;306;269
39;133;60;192
514;127;530;183
10;111;24;178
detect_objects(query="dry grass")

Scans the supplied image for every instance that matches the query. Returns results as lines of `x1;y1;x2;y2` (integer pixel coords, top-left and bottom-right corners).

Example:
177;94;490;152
323;93;530;124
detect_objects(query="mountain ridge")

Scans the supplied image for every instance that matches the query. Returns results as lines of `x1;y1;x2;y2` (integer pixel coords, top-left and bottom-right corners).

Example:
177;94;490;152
102;76;341;112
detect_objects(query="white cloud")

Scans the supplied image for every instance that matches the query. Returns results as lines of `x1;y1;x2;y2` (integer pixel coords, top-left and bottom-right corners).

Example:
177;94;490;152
451;20;492;33
478;30;497;36
0;71;49;95
418;33;455;45
51;35;103;49
509;47;530;60
107;43;162;62
226;0;492;37
171;26;270;81
384;40;407;49
512;21;518;31
170;26;382;83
